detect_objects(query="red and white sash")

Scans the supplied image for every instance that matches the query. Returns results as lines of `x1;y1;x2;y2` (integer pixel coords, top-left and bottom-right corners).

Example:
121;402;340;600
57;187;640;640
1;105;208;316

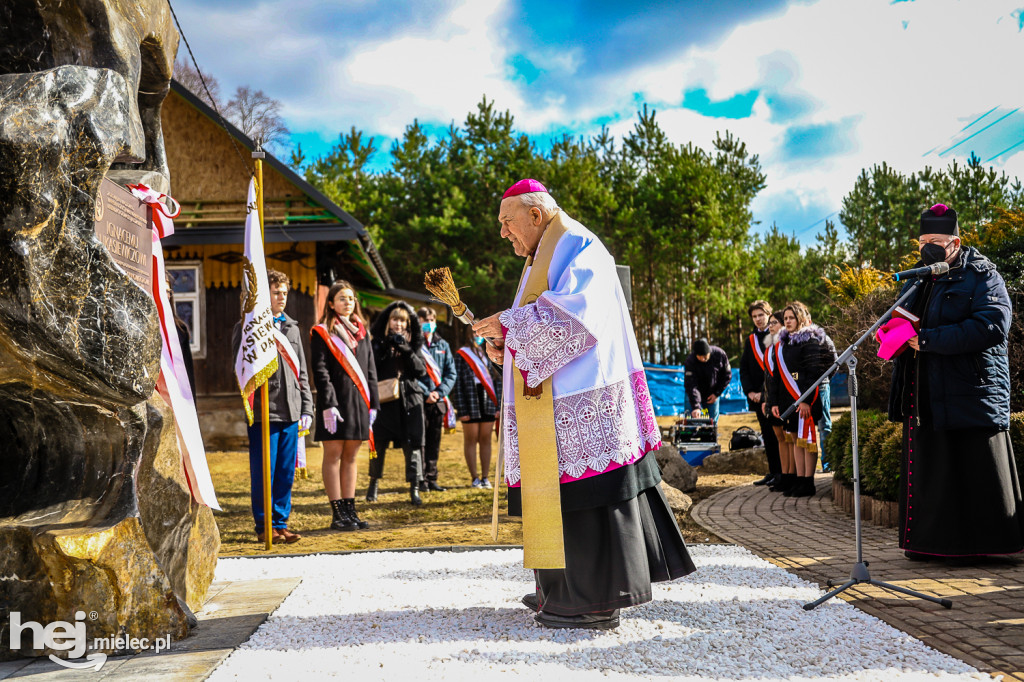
765;342;777;376
775;342;818;404
457;346;497;405
798;413;818;452
749;333;766;371
420;347;457;430
312;323;375;453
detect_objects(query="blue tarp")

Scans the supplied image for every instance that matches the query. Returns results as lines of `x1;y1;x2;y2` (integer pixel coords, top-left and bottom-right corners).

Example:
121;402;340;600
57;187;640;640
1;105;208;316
642;363;850;416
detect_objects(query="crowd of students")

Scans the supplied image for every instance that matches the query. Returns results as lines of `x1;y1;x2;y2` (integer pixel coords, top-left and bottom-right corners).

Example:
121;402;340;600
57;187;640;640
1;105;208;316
739;299;838;498
242;274;502;542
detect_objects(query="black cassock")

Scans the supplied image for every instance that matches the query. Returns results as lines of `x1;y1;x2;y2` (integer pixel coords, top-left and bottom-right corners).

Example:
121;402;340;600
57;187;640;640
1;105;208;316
900;354;1024;556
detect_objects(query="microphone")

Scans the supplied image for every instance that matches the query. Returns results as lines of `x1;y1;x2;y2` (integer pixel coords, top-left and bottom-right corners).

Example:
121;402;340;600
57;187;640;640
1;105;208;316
892;261;950;281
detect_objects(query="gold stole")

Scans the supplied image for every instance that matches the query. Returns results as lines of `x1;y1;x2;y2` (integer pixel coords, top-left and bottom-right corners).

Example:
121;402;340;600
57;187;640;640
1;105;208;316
512;213;568;569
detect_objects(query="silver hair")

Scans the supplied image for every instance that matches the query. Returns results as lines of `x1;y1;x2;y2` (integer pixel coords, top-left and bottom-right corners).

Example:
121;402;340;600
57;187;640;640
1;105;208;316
517;191;559;215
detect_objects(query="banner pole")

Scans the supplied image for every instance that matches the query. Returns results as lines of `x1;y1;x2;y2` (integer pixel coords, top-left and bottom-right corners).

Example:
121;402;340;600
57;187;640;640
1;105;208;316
253;146;272;551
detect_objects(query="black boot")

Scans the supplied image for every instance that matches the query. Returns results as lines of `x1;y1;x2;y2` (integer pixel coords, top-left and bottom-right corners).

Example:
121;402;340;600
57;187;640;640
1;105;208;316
793;476;817;497
410;483;423;506
329;499;356;531
365;478;379;503
344;498;369;529
772;473;795;493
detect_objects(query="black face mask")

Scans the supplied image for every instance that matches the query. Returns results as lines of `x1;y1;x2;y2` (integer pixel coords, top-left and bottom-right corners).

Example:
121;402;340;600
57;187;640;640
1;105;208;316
920;242;948;265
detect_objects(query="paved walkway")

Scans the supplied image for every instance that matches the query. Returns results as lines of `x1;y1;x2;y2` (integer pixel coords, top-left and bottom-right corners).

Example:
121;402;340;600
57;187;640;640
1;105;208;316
692;474;1024;681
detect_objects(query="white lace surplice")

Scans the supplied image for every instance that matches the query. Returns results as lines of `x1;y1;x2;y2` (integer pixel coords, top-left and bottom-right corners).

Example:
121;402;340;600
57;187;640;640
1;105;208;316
499;214;660;486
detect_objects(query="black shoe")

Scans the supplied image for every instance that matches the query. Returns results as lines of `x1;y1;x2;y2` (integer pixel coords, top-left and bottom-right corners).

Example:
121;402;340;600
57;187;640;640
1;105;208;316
419;480;428;492
535;610;620;630
344;498;369;529
426;481;447;492
772;473;795;493
521;593;539;611
753;473;774;487
329;499;357;531
796;477;818;497
365;478;379;503
410;483;423;506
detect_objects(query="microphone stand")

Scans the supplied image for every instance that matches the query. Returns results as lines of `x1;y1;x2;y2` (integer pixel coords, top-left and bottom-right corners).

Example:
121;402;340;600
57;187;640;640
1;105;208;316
779;278;953;611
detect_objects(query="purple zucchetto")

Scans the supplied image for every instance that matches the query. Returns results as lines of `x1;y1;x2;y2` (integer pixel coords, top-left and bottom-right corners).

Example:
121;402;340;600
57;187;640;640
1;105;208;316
502;178;548;200
920;203;959;236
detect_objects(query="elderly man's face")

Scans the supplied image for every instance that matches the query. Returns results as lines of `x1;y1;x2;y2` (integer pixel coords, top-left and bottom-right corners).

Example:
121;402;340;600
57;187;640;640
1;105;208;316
498;198;545;257
919;233;961;264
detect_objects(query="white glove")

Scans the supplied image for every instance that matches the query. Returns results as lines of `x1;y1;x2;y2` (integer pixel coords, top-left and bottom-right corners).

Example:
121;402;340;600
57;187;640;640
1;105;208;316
323;407;343;434
299;414;313;431
369;408;378;427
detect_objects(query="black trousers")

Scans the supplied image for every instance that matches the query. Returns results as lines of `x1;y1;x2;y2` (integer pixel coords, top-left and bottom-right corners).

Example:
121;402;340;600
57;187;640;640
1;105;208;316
368;435;424;484
754;405;781;475
423;406;443;482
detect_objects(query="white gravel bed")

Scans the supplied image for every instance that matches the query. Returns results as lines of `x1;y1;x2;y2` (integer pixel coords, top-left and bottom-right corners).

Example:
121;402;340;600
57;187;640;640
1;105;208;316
206;545;987;681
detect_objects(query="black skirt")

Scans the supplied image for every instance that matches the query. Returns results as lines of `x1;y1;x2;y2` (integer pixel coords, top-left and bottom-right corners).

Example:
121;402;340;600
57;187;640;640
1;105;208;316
534;484;696;615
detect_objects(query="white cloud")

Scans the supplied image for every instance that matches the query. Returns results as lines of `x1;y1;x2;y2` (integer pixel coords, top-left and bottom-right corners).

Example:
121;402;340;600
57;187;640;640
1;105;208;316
604;0;1024;231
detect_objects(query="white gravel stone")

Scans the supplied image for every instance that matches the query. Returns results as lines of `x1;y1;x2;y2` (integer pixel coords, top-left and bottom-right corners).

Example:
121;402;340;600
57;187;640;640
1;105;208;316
207;545;988;681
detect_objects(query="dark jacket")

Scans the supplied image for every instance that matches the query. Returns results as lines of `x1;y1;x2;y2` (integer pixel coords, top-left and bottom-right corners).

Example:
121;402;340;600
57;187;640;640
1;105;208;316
739;327;771;410
371;301;428;447
766;325;833;413
310;317;379;441
418;333;457;419
888;246;1011;430
231;312;314;423
684;345;731;410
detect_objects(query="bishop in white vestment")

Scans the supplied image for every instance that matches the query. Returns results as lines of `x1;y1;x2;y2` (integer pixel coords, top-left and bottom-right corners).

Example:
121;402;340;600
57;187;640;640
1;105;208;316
473;179;695;630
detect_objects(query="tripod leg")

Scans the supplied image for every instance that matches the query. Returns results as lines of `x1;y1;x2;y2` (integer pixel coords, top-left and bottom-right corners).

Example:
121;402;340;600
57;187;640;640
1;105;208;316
867;580;953;609
803;579;858;610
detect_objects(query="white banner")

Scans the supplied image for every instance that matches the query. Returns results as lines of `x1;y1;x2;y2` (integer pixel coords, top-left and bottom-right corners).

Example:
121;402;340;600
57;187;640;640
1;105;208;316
234;177;279;425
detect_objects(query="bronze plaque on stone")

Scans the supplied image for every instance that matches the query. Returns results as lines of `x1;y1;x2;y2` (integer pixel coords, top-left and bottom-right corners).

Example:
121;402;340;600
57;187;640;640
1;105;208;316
94;177;153;291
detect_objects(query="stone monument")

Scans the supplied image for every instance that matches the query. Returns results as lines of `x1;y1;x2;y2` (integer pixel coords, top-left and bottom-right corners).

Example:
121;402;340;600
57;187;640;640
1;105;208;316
0;0;219;660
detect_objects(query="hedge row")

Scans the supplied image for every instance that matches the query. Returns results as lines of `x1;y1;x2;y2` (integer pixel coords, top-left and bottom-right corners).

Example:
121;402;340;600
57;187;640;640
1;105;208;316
822;411;1024;502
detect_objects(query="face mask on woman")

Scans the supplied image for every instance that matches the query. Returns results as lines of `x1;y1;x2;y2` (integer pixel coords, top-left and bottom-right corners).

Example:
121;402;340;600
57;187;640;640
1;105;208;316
422;320;436;334
474;336;485;346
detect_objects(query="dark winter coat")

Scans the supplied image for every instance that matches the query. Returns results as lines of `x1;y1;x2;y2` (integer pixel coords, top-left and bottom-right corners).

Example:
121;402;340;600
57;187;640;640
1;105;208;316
684;345;731;410
739;327;772;410
888;246;1011;430
310;316;379;441
418;333;457;420
371;301;428;448
232;313;314;423
765;325;834;414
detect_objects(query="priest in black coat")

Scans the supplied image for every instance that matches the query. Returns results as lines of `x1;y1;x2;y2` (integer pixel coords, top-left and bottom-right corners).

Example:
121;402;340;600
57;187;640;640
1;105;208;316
888;204;1024;560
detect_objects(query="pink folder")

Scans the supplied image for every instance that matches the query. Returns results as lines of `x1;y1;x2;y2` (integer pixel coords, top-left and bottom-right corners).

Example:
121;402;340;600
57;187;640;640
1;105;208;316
876;317;918;360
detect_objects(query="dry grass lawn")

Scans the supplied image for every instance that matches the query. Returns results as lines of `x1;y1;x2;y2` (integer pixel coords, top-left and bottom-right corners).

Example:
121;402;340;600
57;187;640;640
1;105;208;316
211;413;765;556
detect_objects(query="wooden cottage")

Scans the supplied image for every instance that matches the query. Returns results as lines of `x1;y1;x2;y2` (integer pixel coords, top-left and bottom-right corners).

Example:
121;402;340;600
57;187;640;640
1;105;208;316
160;81;440;448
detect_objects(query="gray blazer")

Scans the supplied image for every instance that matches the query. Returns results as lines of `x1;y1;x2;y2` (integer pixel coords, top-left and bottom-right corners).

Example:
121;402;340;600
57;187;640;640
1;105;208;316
232;313;314;423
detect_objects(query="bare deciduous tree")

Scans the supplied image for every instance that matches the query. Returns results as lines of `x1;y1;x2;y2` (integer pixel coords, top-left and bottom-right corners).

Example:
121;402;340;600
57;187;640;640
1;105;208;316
172;57;222;110
225;85;290;152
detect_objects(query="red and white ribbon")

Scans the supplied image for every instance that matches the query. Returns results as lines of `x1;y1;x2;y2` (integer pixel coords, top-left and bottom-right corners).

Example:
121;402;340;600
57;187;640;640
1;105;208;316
128;183;220;510
457;347;497;405
764;342;777;376
312;324;375;453
750;333;766;371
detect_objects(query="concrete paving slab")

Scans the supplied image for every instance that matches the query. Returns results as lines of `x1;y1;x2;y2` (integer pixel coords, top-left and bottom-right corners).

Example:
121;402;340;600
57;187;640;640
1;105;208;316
0;577;299;681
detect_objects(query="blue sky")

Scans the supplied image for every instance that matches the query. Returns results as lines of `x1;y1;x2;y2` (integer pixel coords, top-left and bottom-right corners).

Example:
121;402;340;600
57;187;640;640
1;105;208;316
170;0;1024;242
